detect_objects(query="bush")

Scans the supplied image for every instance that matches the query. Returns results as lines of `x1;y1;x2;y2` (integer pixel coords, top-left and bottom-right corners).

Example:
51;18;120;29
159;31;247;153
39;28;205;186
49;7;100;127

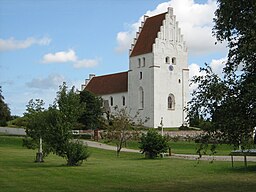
66;141;90;166
139;130;169;159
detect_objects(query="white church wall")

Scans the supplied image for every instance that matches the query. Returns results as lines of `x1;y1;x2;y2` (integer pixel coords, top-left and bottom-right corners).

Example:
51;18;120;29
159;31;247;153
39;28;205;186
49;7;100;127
100;92;128;113
128;53;155;127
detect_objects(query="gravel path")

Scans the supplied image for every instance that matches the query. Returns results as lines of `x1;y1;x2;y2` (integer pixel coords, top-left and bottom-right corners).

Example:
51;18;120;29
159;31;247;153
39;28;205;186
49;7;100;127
83;140;256;162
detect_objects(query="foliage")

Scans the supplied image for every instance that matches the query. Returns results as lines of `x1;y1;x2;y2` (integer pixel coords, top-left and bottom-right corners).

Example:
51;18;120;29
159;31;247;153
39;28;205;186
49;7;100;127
105;107;147;156
188;0;256;151
8;116;28;128
79;90;103;130
0;86;11;126
66;141;90;166
139;129;169;159
23;83;88;165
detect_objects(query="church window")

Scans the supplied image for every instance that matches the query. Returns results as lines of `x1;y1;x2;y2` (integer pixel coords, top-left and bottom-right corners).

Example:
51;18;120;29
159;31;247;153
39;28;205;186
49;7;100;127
142;57;146;67
168;94;175;110
139;87;144;109
138;58;141;68
178;79;181;83
110;96;113;106
165;56;170;64
122;96;125;106
139;72;142;80
172;57;176;65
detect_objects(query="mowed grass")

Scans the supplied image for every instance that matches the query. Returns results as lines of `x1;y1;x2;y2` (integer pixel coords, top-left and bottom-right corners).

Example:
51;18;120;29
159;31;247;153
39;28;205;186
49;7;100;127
0;136;256;192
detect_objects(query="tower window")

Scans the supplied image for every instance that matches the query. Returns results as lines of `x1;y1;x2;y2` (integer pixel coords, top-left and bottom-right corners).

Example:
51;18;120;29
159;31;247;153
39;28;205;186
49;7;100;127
139;72;142;80
165;56;170;64
110;96;113;106
168;94;175;110
138;58;141;68
172;57;176;65
139;87;144;109
178;79;181;83
122;96;125;106
142;57;146;67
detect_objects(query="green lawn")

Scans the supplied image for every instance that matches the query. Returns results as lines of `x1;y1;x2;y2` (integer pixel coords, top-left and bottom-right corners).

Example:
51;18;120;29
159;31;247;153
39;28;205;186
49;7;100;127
0;136;256;192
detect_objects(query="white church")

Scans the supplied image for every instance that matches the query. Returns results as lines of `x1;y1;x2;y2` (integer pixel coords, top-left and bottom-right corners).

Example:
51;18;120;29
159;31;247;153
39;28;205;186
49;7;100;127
82;7;189;128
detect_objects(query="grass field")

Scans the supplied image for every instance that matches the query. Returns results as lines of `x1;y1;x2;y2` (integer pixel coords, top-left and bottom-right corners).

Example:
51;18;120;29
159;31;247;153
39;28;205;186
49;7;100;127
0;135;256;192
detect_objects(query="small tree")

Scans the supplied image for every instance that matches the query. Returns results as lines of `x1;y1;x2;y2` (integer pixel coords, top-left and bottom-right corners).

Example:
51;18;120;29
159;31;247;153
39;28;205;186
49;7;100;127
106;107;147;156
139;129;169;159
23;99;47;162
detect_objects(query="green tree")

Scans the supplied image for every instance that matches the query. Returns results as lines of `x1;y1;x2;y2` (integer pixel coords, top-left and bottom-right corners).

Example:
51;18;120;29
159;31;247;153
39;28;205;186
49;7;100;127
79;90;103;130
189;0;256;150
139;129;169;159
24;83;89;166
0;86;11;126
105;107;147;156
23;99;48;162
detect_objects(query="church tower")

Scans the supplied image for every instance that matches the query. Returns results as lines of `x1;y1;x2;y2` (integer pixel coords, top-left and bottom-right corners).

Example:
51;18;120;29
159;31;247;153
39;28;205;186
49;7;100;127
128;7;189;128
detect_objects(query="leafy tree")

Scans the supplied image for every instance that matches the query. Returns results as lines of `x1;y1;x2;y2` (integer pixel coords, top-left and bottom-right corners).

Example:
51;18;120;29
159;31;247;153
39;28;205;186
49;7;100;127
79;90;103;130
105;107;147;156
24;83;89;166
189;0;256;150
139;129;169;159
0;86;11;126
23;99;49;162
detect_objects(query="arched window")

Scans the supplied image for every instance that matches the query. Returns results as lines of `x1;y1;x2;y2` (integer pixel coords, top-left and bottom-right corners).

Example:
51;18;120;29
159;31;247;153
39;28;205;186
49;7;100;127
165;56;170;64
138;58;141;68
142;57;146;67
139;72;142;80
139;87;144;109
110;96;113;106
168;94;175;110
172;57;176;65
122;96;125;106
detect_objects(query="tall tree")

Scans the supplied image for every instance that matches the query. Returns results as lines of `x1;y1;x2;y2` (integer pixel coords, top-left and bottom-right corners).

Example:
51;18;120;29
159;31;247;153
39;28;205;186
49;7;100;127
79;90;103;130
189;0;256;150
0;86;11;126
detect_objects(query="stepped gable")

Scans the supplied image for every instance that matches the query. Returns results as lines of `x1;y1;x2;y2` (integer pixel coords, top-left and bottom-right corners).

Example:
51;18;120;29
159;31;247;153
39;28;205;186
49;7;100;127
130;12;166;57
85;72;128;95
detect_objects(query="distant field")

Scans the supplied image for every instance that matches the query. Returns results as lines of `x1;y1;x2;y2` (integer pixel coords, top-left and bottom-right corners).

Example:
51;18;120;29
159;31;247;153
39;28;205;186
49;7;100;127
0;135;256;192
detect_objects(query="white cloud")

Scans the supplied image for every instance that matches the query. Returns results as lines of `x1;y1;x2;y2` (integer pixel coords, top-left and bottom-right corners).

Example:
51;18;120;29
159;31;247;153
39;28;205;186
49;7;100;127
73;59;99;68
0;37;51;51
26;74;65;89
188;56;227;93
115;0;226;55
42;49;77;63
42;49;99;69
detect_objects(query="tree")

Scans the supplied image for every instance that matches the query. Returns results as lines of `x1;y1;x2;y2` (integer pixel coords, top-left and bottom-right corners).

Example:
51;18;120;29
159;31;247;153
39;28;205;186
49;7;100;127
188;0;256;150
105;107;147;156
79;90;103;130
0;86;11;126
23;99;49;162
24;83;89;166
139;129;169;159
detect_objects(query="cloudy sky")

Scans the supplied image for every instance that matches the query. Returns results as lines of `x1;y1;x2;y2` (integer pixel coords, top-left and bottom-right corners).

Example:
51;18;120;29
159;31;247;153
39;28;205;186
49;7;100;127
0;0;227;116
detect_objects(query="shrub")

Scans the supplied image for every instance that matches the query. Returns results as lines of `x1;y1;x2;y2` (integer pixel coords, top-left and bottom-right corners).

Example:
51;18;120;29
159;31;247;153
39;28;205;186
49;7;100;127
139;129;169;159
66;141;90;166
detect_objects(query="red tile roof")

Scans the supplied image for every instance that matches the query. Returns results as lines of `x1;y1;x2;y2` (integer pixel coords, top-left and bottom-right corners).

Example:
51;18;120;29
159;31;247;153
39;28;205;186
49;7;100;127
85;72;128;95
130;12;166;57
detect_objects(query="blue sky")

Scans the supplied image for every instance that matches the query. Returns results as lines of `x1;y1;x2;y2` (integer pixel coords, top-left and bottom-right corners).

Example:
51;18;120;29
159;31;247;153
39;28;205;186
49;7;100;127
0;0;227;116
